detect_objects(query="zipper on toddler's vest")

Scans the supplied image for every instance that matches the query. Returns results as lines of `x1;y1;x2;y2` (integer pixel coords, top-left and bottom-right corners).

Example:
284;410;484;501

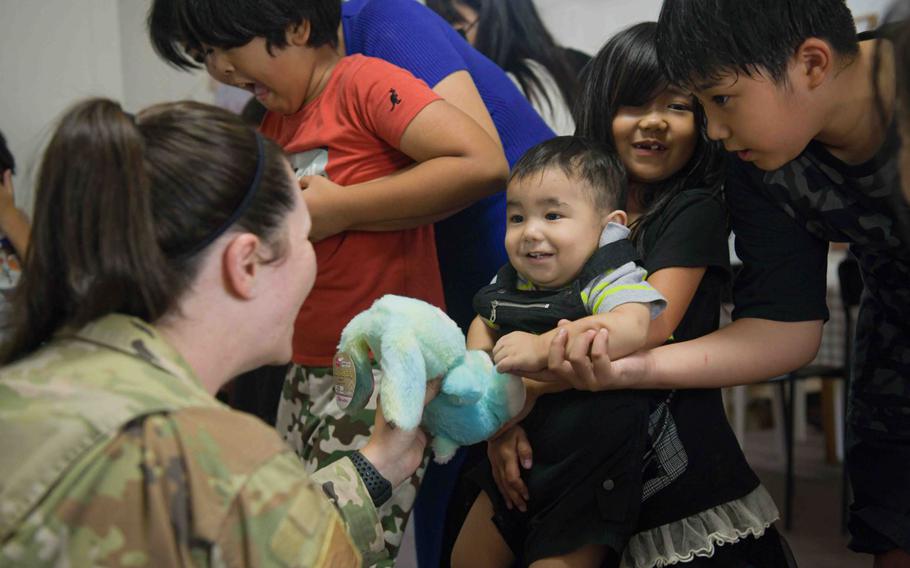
490;300;551;323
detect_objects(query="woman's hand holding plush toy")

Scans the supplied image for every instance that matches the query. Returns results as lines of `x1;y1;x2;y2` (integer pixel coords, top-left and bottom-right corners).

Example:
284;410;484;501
360;379;441;487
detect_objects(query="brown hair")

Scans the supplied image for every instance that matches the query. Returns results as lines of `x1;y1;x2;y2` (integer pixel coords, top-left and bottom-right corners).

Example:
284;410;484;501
2;99;295;363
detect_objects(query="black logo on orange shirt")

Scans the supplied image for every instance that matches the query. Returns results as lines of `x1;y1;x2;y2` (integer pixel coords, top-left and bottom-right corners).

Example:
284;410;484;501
389;88;402;111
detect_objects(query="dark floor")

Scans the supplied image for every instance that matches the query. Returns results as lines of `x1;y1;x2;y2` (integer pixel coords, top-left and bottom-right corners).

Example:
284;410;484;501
744;428;868;568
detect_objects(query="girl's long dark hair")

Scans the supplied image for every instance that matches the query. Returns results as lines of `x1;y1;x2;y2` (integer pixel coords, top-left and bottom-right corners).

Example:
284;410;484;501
427;0;579;115
574;22;726;249
2;99;295;364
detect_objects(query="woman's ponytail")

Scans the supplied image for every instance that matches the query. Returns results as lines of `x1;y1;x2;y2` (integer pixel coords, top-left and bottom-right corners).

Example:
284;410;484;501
2;98;294;364
2;99;173;363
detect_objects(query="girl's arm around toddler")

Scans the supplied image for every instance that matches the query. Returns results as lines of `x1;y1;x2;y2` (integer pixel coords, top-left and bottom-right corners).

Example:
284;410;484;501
491;302;651;375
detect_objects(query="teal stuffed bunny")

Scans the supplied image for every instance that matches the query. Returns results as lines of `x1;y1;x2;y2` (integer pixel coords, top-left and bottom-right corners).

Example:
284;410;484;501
335;295;526;464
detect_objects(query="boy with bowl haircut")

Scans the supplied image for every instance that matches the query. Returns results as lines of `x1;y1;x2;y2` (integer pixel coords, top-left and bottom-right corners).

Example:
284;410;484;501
153;0;509;561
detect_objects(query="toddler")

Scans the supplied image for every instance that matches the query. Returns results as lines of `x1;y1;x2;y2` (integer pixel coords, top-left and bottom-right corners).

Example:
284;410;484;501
459;136;666;567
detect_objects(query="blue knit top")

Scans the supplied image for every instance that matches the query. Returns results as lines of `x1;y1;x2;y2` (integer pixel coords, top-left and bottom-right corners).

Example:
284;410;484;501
342;0;555;330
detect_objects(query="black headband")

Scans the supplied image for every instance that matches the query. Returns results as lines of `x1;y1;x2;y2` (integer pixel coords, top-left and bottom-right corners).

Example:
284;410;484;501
180;131;266;257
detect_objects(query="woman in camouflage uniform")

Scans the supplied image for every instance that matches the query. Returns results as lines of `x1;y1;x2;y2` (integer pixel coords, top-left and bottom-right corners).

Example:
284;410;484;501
0;99;428;567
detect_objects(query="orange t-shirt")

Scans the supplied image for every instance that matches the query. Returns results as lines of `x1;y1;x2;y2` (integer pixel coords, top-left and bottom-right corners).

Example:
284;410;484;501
260;54;445;367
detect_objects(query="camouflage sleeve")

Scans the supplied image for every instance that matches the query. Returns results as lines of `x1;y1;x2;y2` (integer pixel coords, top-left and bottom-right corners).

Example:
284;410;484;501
175;410;383;566
217;451;363;567
158;408;371;567
0;408;367;568
311;457;387;566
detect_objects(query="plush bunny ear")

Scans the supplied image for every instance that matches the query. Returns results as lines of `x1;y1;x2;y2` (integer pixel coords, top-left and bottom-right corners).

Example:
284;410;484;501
378;333;426;430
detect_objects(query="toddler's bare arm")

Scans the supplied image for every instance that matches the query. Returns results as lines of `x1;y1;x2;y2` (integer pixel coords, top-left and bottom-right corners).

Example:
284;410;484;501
466;315;498;353
493;303;651;374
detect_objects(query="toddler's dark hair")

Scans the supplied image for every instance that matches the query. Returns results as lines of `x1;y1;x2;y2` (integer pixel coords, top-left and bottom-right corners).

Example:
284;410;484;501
656;0;859;87
510;136;627;213
148;0;341;70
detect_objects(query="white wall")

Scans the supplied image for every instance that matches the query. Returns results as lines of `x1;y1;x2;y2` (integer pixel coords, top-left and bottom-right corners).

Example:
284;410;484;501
537;0;661;55
538;0;895;56
850;0;899;23
118;0;213;112
0;0;899;211
0;0;123;211
0;0;212;212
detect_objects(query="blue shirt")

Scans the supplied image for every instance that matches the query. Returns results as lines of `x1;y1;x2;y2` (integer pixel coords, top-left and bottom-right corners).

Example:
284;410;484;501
342;0;555;330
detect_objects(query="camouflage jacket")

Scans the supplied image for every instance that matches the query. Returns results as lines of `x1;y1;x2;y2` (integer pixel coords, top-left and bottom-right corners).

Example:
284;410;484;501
0;314;386;567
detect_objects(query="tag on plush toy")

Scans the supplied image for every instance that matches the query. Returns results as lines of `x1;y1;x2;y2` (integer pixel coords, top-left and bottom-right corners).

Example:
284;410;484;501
333;350;373;410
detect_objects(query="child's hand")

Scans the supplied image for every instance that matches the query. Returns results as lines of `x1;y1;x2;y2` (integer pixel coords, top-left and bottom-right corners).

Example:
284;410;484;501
299;175;347;241
492;331;547;373
0;170;29;257
0;170;17;219
488;425;533;512
524;326;647;391
0;170;23;229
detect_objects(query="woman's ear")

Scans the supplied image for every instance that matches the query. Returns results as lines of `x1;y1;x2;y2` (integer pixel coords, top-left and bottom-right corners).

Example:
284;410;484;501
605;209;628;227
222;233;263;300
793;37;833;90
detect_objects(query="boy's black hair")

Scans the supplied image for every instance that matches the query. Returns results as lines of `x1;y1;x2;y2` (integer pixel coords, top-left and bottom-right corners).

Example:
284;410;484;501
0;131;15;175
656;0;859;87
510;136;627;213
148;0;341;70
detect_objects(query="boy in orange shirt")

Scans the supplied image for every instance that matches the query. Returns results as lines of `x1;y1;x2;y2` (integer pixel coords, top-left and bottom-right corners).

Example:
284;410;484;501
154;0;508;561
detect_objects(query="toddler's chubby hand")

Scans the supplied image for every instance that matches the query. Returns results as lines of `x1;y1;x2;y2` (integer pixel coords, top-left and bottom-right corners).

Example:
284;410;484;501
299;175;347;241
492;331;548;373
